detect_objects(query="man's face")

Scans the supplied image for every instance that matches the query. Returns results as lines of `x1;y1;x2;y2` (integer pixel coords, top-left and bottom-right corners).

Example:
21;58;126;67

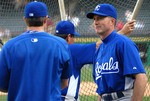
93;15;113;35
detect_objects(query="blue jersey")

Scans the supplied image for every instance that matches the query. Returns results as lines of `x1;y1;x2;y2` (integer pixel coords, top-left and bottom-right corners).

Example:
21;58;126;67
93;31;146;95
0;31;72;101
61;43;96;100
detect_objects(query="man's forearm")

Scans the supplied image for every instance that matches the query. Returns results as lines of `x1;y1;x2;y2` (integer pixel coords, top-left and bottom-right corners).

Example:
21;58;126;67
97;95;101;101
131;73;148;101
61;78;69;90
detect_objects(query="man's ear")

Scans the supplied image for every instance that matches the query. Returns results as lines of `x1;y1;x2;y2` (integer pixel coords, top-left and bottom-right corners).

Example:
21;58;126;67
111;18;116;26
23;17;27;25
44;16;48;24
66;34;71;43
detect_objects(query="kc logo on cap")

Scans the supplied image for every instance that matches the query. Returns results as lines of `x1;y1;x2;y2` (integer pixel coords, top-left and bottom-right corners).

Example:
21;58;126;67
95;5;101;11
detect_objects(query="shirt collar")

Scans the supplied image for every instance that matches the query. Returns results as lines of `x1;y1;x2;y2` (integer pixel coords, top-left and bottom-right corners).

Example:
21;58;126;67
23;30;38;34
102;30;116;44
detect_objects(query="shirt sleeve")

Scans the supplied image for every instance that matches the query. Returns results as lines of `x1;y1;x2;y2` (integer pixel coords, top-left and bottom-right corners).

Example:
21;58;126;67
92;46;101;83
69;43;96;69
118;39;146;75
0;46;10;89
60;43;72;79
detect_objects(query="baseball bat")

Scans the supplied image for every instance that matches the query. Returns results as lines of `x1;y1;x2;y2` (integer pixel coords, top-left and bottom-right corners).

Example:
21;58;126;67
58;0;67;21
131;0;144;20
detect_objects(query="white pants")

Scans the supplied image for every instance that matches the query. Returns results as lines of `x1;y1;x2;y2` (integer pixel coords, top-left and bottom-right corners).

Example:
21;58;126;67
61;96;80;101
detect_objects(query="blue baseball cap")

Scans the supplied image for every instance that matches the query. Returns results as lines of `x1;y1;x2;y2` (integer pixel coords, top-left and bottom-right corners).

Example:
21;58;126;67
25;1;52;19
55;21;80;36
87;4;117;19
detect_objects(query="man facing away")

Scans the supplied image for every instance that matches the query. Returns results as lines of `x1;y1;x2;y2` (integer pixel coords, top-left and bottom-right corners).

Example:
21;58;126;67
0;1;72;101
87;4;147;101
54;19;136;101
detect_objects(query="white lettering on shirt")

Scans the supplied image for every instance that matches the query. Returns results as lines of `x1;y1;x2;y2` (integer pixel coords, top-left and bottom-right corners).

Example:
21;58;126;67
95;57;119;80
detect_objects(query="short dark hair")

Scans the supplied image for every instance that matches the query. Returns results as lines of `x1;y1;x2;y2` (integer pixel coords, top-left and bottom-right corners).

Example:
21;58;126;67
25;17;45;27
54;34;74;40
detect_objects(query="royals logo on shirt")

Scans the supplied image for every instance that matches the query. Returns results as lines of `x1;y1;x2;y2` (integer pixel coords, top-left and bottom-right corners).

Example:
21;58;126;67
95;57;119;80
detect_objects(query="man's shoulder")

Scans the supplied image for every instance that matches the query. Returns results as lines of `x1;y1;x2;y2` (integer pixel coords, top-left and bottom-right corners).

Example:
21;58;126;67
115;33;134;44
26;32;68;47
49;34;69;49
40;32;67;44
3;34;24;48
114;33;137;49
49;34;67;43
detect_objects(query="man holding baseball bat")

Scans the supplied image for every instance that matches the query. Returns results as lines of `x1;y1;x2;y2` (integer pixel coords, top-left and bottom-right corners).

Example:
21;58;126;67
87;4;147;101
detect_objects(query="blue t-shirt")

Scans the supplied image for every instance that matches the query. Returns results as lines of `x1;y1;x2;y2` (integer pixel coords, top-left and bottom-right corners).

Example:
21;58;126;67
93;31;146;95
61;43;96;100
0;31;72;101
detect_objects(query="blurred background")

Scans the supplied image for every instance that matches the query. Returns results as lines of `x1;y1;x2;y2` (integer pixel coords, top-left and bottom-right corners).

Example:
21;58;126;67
0;0;150;101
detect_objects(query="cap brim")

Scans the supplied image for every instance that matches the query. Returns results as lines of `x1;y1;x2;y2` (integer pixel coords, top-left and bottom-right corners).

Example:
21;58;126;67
73;32;80;36
48;16;52;19
86;12;108;19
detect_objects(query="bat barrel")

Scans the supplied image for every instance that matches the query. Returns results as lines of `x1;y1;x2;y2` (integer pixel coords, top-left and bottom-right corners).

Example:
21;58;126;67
131;0;144;20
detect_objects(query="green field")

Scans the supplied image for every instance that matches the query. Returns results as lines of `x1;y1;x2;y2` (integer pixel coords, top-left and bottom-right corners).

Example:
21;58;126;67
0;95;7;101
145;66;150;82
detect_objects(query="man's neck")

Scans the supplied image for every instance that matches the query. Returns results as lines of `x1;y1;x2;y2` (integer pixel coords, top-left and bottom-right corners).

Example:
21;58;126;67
27;26;44;32
99;28;114;40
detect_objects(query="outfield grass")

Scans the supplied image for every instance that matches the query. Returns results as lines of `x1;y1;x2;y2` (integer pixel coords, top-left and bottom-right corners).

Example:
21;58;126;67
79;95;97;101
80;64;94;82
144;66;150;82
0;95;7;101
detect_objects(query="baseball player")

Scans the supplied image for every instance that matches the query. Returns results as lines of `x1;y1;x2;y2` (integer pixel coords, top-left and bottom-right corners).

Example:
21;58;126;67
0;2;72;101
54;20;136;101
87;4;147;101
